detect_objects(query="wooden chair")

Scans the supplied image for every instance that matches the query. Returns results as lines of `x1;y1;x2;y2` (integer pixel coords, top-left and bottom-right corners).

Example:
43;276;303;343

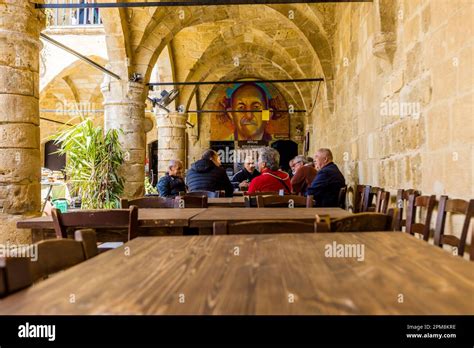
365;187;383;212
405;194;436;241
244;192;280;207
74;229;99;259
213;220;317;235
338;186;347;209
393;189;421;231
353;185;369;213
434;196;474;258
256;195;314;208
243;191;280;196
471;226;474;262
316;213;393;232
30;239;88;282
185;191;221;198
0;257;31;298
0;230;98;297
174;195;208;208
375;190;391;214
345;186;355;212
51;206;139;241
121;197;175;209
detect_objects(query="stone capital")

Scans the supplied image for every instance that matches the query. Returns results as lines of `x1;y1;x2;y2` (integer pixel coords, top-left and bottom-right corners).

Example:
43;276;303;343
101;79;148;108
156;112;188;129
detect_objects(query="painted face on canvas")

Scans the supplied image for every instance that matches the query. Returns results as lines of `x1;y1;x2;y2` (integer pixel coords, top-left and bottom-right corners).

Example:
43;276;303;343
229;84;268;140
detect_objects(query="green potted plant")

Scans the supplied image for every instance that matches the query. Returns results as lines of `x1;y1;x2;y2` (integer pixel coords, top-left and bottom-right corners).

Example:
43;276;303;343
52;119;125;209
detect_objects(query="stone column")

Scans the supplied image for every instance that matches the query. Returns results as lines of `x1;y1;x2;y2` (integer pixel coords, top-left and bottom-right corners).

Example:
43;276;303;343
101;79;147;199
156;110;187;178
0;0;44;243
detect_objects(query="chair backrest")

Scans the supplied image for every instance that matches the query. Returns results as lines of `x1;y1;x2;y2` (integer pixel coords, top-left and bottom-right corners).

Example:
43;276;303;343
471;226;474;262
316;213;393;232
375;190;391;214
364;187;383;212
174;195;208;208
393;189;421;231
405;194;436;241
185;191;221;198
0;257;32;298
434;196;474;257
213;220;317;235
345;186;355;212
121;197;175;209
244;191;280;196
354;185;370;213
0;230;99;297
74;229;99;259
29;239;87;282
243;192;280;207
51;206;139;240
338;186;347;209
256;195;313;208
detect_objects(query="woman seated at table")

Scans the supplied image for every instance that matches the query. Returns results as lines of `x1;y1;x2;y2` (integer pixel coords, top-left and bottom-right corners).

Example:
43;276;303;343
157;159;186;198
247;147;292;194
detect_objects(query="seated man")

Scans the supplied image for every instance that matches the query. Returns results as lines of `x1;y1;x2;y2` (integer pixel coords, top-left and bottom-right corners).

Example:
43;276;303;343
186;149;234;197
247;147;292;194
157;159;186;198
231;157;260;191
291;155;317;196
307;148;345;207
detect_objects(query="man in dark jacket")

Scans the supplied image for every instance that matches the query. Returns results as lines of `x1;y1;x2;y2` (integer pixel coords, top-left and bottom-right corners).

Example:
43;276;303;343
157;159;186;198
307;148;345;207
231;157;260;190
186;149;234;197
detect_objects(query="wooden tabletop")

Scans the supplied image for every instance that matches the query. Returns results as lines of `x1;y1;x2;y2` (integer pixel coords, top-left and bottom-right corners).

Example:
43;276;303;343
189;207;352;228
208;197;246;207
1;232;473;315
16;208;206;229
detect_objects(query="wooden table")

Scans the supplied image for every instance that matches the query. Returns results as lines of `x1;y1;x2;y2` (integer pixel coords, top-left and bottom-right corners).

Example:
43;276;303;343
208;197;245;207
1;232;473;314
17;208;206;229
189;207;352;229
17;209;206;241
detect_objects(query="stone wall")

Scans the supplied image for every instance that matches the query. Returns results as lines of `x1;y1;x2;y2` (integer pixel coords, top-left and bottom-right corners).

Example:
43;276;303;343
311;0;473;201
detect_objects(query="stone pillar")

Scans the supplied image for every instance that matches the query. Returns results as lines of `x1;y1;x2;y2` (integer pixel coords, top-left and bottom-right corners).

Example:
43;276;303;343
156;110;187;178
101;79;147;199
0;0;44;243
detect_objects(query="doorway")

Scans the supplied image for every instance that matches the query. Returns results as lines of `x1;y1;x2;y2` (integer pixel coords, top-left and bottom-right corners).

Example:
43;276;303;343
44;140;66;171
271;140;298;171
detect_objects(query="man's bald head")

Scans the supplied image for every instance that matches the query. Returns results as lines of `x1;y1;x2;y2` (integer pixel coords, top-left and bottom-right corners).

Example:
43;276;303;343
314;148;333;170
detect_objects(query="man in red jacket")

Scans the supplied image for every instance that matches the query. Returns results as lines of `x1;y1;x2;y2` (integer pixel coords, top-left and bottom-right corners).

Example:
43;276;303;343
247;147;292;194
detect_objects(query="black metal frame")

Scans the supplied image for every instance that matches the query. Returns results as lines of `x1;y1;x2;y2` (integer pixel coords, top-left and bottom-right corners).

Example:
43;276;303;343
185;109;306;113
35;0;373;9
40;33;121;80
148;78;323;87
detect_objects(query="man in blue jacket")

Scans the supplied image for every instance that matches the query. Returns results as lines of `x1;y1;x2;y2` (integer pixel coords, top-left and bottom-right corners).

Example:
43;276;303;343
307;148;345;207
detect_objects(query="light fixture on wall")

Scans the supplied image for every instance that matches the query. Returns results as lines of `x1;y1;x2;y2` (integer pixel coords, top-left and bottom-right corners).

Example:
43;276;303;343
148;89;179;113
130;73;143;82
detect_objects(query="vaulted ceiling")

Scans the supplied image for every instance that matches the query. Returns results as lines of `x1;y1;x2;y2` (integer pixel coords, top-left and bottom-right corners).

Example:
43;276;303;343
98;1;338;111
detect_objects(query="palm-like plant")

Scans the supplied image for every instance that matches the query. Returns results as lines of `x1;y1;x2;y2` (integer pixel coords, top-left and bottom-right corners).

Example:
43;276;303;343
52;119;125;209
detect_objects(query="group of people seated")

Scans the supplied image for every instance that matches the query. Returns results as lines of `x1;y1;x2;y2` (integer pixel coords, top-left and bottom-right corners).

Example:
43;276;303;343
156;147;346;207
